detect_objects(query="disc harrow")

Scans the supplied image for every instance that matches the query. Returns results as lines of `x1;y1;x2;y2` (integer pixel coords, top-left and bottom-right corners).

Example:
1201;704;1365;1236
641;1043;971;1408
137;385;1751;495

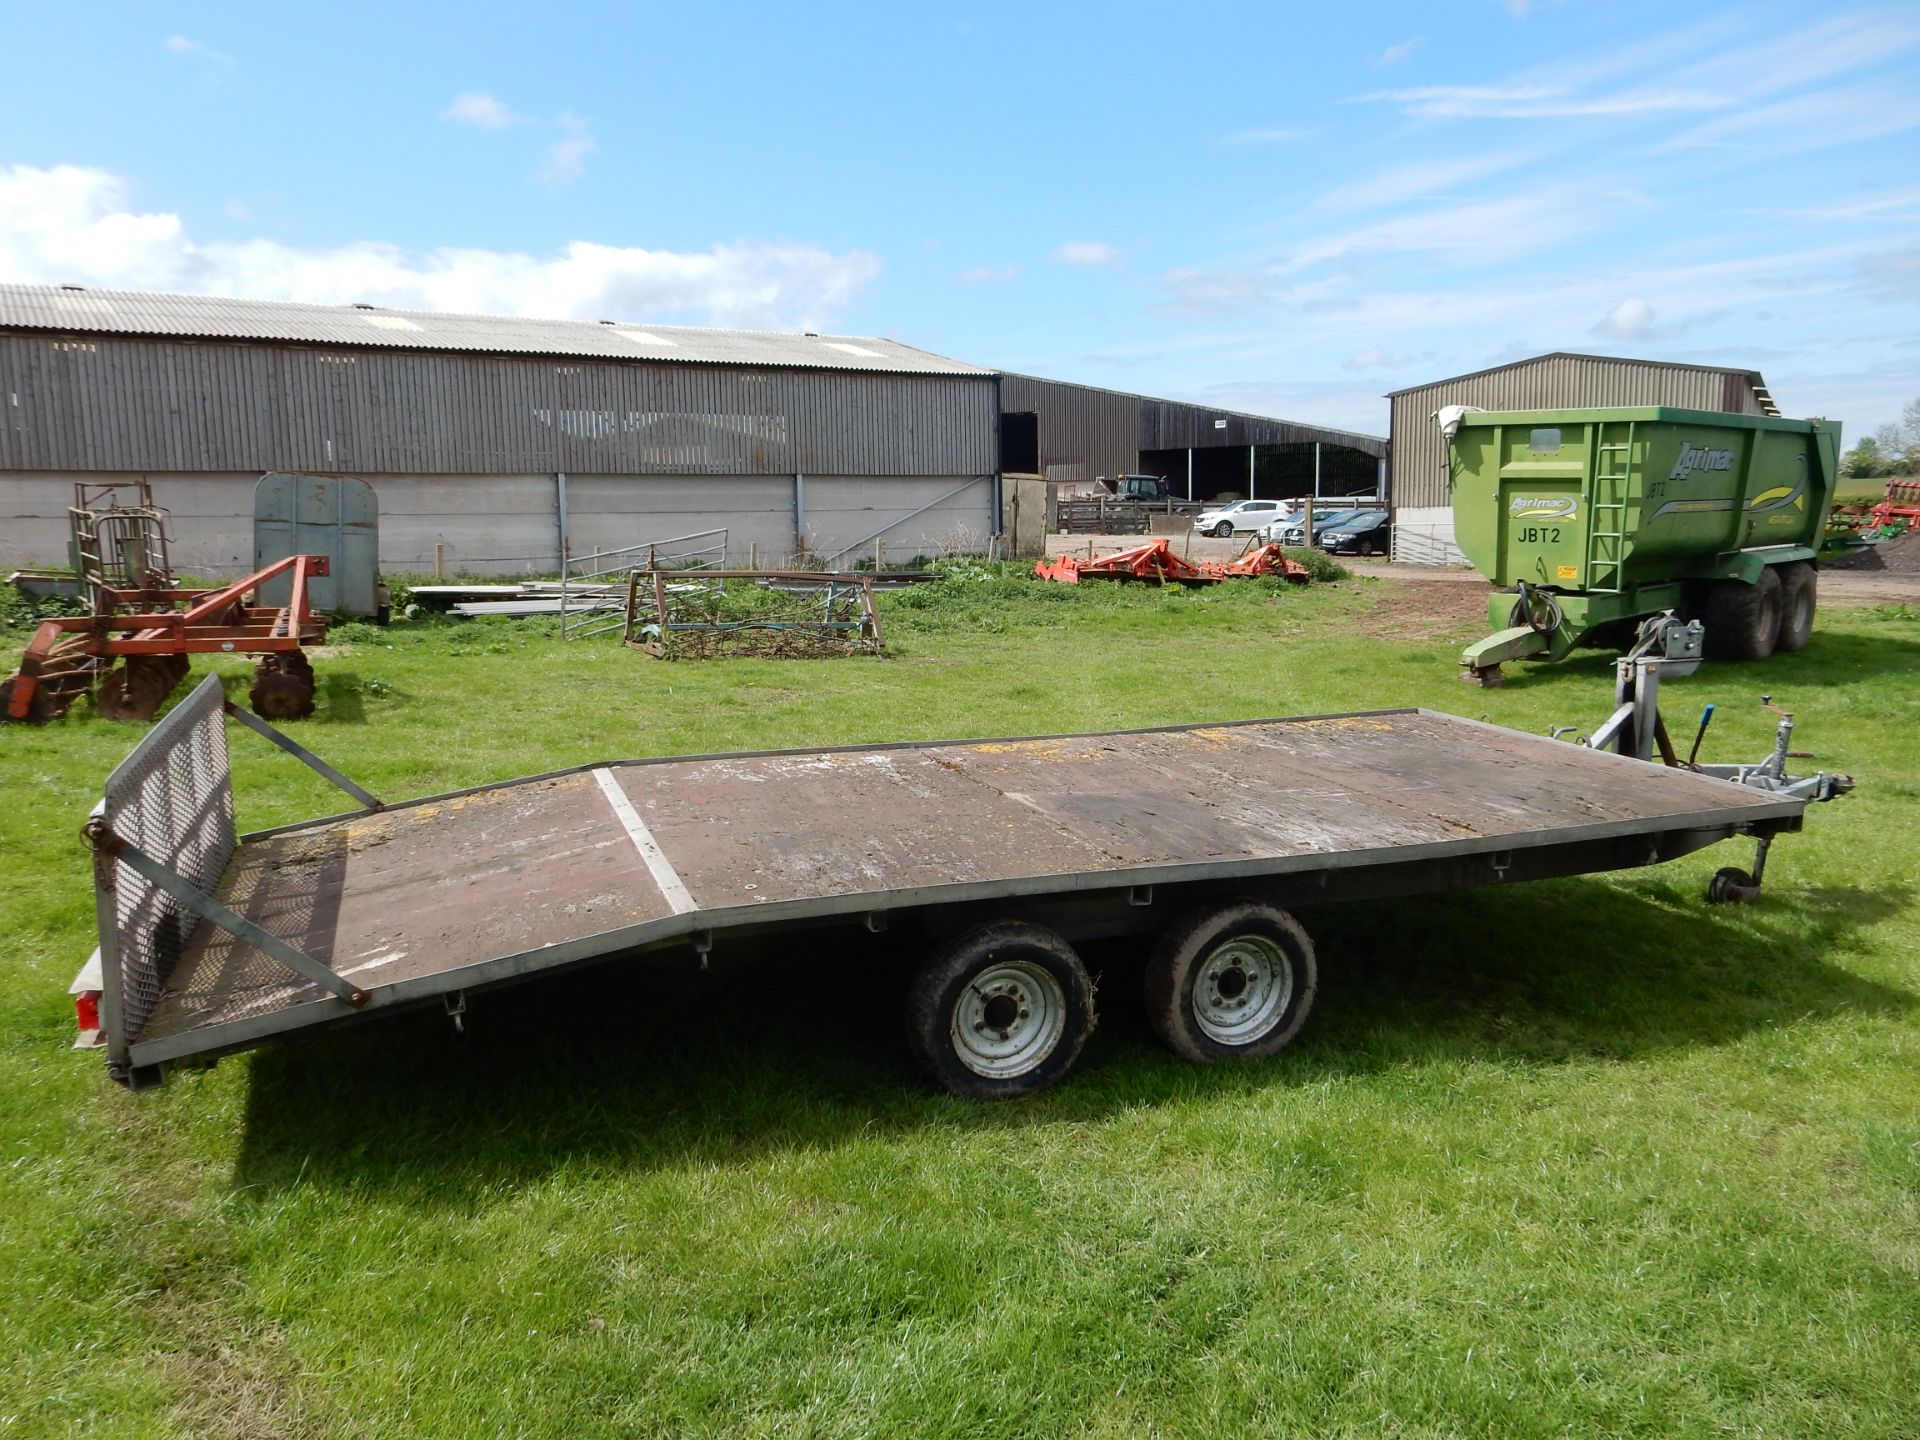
2;554;330;724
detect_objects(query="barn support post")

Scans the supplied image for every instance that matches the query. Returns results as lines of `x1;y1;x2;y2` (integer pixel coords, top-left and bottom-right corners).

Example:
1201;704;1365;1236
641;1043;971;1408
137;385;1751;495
1186;449;1193;500
1248;445;1256;500
1308;443;1323;547
793;473;807;559
555;472;570;573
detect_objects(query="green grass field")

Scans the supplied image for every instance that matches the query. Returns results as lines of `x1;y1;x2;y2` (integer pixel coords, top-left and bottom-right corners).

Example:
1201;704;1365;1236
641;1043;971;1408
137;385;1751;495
3;571;1916;1439
1835;475;1912;506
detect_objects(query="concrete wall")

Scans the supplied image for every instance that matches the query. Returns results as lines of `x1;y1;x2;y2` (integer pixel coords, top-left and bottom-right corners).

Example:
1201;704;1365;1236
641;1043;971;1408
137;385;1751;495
1;470;998;578
1000;474;1050;556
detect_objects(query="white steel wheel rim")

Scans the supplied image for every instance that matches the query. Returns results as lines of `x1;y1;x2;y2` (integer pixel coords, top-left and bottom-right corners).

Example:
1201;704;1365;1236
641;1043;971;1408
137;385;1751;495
951;960;1068;1078
1191;933;1293;1046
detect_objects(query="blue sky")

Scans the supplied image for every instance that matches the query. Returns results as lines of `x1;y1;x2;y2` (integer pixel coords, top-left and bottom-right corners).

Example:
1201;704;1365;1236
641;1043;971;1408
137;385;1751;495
1;0;1915;439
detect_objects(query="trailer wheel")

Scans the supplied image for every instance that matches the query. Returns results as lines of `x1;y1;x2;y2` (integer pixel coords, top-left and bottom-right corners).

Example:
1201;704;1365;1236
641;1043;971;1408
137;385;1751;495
1144;901;1317;1063
905;922;1095;1098
1706;866;1759;905
1775;563;1816;652
1702;568;1781;662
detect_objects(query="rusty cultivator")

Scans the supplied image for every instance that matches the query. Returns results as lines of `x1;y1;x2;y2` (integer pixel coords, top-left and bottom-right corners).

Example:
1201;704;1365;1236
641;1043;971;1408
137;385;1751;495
623;569;884;659
1034;537;1311;586
2;553;332;724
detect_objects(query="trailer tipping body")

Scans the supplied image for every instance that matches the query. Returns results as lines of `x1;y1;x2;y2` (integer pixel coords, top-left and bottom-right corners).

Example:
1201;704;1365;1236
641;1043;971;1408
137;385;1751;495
1447;406;1842;682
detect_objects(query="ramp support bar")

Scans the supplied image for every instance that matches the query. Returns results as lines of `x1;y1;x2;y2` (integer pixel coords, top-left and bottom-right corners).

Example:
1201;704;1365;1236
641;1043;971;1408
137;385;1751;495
225;701;383;810
85;822;369;1007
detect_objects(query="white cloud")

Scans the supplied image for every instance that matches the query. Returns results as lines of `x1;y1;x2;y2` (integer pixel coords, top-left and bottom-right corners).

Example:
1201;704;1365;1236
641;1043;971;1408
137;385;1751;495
1364;13;1920;120
1051;240;1121;267
956;264;1020;285
1343;349;1414;370
1666;84;1920;156
1593;296;1656;339
539;114;597;186
1780;186;1920;223
1157;267;1279;318
0;164;880;330
163;35;234;65
441;96;596;185
1377;37;1425;65
1279;191;1602;272
441;91;522;130
1363;81;1717;120
1315;149;1538;211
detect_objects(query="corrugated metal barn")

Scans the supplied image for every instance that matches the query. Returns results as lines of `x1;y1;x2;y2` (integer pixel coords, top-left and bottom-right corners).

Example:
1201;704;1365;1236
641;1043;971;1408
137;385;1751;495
1000;373;1386;501
0;286;1000;576
1387;352;1777;565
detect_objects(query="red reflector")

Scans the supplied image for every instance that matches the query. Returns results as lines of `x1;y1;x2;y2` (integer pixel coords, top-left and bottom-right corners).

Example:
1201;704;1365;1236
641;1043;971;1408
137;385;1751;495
75;990;101;1032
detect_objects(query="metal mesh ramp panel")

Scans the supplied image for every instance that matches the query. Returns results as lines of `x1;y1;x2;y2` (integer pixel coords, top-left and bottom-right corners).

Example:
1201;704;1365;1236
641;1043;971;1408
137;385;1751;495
97;675;235;1074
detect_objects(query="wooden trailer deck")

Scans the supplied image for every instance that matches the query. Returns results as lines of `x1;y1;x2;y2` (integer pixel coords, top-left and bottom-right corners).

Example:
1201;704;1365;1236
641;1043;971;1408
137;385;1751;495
89;679;1802;1086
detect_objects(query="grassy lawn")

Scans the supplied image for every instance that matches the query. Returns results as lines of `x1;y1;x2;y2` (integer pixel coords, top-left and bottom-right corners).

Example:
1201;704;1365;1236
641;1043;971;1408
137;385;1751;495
2;570;1916;1438
1834;475;1911;506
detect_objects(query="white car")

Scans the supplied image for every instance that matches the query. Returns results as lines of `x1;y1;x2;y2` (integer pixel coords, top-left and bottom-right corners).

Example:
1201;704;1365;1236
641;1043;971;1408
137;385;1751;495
1193;498;1286;538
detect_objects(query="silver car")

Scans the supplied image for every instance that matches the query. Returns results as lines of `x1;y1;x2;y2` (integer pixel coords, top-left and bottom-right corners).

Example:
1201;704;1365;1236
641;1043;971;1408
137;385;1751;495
1193;498;1286;538
1267;508;1366;546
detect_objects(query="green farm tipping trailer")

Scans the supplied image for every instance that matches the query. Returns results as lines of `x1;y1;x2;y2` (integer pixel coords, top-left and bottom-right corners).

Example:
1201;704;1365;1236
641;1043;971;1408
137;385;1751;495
1447;406;1841;684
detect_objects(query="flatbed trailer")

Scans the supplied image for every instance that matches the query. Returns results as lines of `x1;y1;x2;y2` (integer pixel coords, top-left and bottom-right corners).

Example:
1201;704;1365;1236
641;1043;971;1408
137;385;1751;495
81;674;1820;1098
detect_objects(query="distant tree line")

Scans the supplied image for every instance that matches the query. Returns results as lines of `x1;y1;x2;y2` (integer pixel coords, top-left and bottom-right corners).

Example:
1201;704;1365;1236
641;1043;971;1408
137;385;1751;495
1842;396;1920;478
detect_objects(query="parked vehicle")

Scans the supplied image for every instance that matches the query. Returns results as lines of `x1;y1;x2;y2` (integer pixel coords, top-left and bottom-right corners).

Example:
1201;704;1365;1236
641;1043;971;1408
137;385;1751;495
1447;405;1841;684
1269;508;1369;546
1194;498;1288;537
1108;474;1181;504
1057;473;1182;504
1316;510;1393;556
72;667;1848;1099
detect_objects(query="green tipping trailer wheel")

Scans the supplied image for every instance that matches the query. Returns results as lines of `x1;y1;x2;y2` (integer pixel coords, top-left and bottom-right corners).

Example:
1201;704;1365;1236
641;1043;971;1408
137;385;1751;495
1703;568;1782;662
1776;563;1816;652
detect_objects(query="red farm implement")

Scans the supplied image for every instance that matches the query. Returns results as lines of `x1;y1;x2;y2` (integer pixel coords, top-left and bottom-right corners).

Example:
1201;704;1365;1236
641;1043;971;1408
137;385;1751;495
2;554;332;724
1866;479;1920;532
1034;537;1310;587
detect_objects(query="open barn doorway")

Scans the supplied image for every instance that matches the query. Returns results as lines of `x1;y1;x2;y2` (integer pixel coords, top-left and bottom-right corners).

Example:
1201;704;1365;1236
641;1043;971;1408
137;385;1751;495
1000;412;1039;474
1139;442;1382;506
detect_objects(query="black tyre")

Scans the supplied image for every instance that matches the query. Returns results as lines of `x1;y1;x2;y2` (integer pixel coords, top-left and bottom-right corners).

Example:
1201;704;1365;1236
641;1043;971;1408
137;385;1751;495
1144;900;1317;1063
905;921;1096;1098
1702;569;1781;662
1775;562;1816;652
1706;867;1757;905
1211;522;1234;538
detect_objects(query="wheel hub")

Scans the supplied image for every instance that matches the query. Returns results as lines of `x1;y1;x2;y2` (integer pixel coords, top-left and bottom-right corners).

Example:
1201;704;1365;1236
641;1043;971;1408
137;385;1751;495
952;960;1067;1078
1193;934;1293;1044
